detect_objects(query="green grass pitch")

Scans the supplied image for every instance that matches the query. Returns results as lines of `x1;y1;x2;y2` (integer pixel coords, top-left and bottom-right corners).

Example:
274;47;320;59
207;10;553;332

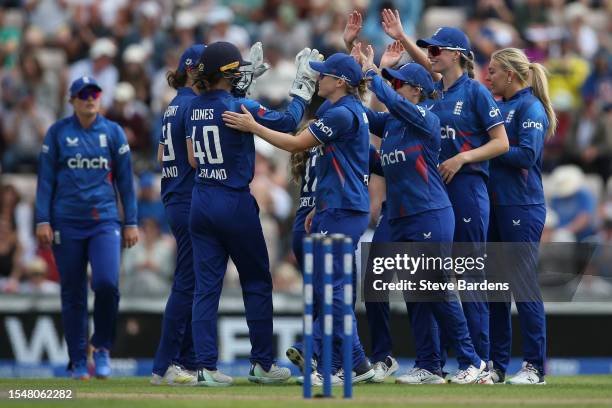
1;376;612;407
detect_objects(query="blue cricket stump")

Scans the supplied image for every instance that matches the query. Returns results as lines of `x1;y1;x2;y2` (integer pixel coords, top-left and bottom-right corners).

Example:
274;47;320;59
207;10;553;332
302;233;353;399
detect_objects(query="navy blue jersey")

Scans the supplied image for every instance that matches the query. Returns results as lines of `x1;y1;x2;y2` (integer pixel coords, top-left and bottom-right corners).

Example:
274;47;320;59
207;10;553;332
365;71;450;219
489;87;548;206
186;90;305;190
36;114;137;226
432;73;504;178
308;95;370;213
159;87;198;204
293;144;381;233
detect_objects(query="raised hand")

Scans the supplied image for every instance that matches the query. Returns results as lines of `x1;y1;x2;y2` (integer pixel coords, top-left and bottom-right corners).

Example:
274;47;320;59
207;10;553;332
350;42;364;65
343;10;363;49
380;40;404;68
290;48;322;102
381;8;405;41
249;41;270;78
364;44;378;73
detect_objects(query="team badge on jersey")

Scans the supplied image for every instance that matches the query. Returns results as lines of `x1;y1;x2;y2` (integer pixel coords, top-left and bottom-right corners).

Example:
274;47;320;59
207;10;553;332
453;101;463;115
99;133;108;147
505;110;515;123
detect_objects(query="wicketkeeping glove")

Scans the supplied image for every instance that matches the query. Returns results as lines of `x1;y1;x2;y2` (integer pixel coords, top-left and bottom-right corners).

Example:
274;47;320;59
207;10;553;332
290;48;323;103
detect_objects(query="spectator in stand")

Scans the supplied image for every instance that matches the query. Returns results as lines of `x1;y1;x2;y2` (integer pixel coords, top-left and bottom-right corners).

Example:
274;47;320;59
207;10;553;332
121;217;174;296
137;172;167;232
2;87;54;172
205;6;250;55
19;255;60;295
0;184;35;263
120;44;151;105
17;52;62;117
105;82;151;171
259;2;311;58
68;37;119;111
564;102;612;181
549;165;598;242
0;8;22;69
172;10;199;53
581;49;612;107
0;219;23;293
565;2;598;61
121;1;170;71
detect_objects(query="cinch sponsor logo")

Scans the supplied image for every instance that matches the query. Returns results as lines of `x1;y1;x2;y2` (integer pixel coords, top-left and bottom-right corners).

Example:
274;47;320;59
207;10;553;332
67;154;109;169
312;119;333;138
118;144;130;155
489;106;501;118
440;125;456;140
522;119;543;130
380;149;407;166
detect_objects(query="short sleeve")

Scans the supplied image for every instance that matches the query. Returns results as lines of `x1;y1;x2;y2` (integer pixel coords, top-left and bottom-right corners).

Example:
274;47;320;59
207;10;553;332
473;83;504;131
308;107;354;145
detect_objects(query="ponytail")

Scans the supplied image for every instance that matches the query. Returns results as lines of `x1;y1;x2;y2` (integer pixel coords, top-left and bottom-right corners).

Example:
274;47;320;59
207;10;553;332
460;51;476;79
166;69;187;89
289;120;315;183
529;63;557;139
492;48;557;139
346;78;368;101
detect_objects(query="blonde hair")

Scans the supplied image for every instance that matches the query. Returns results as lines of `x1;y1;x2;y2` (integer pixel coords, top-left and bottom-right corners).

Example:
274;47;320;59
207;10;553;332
290;120;315;183
460;51;476;79
491;47;557;139
346;78;368;101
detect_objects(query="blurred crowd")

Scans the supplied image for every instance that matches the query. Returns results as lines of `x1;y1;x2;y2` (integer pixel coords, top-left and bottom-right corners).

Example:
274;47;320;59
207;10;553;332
0;0;611;297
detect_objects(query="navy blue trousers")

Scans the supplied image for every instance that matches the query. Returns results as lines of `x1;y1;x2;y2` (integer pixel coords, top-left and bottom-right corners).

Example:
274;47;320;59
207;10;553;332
190;185;274;371
53;221;121;366
152;200;197;375
488;204;547;374
390;207;481;371
442;173;490;366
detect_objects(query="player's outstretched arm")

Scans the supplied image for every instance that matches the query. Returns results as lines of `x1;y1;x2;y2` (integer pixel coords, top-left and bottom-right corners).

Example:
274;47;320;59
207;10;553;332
381;8;442;82
223;105;318;153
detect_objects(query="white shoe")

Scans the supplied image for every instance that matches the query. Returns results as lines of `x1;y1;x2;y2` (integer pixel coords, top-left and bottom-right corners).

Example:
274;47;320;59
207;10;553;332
370;356;399;383
395;367;446;384
475;370;494;385
150;364;197;386
449;360;486;384
336;367;375;384
248;363;291;384
506;362;546;385
196;368;234;387
487;361;506;384
296;371;341;386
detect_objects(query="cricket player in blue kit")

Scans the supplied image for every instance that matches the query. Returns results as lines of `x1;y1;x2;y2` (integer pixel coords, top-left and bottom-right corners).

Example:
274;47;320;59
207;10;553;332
376;10;509;378
223;52;376;384
486;48;557;385
357;43;486;384
35;77;138;380
150;44;205;386
185;41;319;386
152;42;271;386
287;134;384;385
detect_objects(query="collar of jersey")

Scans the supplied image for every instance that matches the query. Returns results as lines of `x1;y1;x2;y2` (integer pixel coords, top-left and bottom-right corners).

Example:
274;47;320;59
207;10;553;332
503;86;533;102
204;89;232;98
72;113;102;129
331;94;355;107
178;87;196;96
436;72;469;94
